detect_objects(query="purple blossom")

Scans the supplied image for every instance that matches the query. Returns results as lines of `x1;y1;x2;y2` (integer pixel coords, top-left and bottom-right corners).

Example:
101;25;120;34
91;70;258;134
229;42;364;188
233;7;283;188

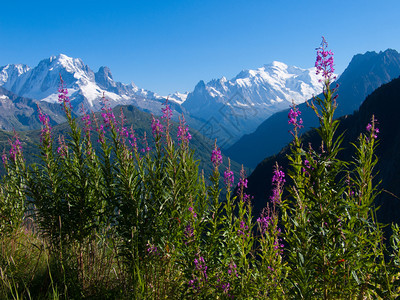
177;114;191;147
257;212;271;235
237;167;248;189
8;133;22;161
194;256;208;280
141;132;151;153
146;244;159;256
37;105;52;147
237;220;249;237
101;97;116;128
128;127;138;152
224;169;234;188
81;106;92;134
188;255;208;291
366;117;379;139
184;224;194;245
151;115;163;137
288;105;304;136
238;178;248;189
242;193;252;203
58;76;72;110
2;152;8;166
95;118;106;144
161;99;173;121
57;135;68;158
219;282;230;293
270;164;285;205
315;37;336;82
273;237;284;256
188;206;197;218
211;145;223;168
228;262;238;278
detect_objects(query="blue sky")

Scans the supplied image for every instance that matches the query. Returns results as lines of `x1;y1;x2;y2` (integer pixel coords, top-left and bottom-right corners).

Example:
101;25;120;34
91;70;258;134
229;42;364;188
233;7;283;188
1;0;399;95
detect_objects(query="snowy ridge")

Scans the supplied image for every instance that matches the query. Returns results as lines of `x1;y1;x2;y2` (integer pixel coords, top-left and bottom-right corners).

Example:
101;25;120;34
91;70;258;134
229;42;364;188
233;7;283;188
0;54;332;147
182;61;332;147
0;54;174;114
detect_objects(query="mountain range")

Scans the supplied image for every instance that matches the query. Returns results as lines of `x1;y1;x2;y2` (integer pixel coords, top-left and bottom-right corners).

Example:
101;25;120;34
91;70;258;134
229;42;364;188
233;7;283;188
182;62;325;147
1;49;400;169
226;49;400;168
0;55;326;147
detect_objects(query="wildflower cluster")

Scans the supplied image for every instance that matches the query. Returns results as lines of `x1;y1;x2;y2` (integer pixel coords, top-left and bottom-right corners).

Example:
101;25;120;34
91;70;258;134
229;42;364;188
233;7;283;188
288;104;303;137
366;115;379;139
315;36;336;81
211;143;223;168
270;164;285;205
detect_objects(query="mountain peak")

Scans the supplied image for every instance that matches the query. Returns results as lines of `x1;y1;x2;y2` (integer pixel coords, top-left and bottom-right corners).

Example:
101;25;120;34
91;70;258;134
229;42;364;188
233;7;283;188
97;66;113;80
268;61;288;69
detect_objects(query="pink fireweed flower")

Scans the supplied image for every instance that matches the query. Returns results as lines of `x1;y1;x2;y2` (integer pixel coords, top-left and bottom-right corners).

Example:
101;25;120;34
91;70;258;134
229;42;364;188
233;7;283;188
302;158;314;176
224;160;234;189
237;165;252;202
189;255;208;291
366;116;379;139
211;143;223;168
288;104;303;130
101;96;116;128
146;243;159;256
2;152;8;167
315;36;336;82
92;112;106;145
224;169;234;187
128;126;138;152
270;163;285;205
81;106;92;134
151;115;163;138
228;262;239;278
188;206;197;218
237;220;249;237
238;167;248;189
177;114;191;147
161;99;173;121
58;75;72;110
8;132;22;161
37;105;52;147
194;255;208;280
257;208;272;235
184;224;194;245
141;132;151;153
57;135;68;158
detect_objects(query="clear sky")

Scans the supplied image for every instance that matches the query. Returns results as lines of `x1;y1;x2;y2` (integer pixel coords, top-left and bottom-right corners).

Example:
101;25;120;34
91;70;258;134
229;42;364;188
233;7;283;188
1;0;399;95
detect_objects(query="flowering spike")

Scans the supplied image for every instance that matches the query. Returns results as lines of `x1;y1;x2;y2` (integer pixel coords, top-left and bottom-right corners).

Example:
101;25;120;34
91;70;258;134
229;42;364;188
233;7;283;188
224;158;234;189
211;141;223;168
58;74;72;110
288;103;303;137
270;163;285;205
151;115;164;138
315;36;336;82
37;104;52;147
366;115;379;139
177;114;191;148
8;131;22;161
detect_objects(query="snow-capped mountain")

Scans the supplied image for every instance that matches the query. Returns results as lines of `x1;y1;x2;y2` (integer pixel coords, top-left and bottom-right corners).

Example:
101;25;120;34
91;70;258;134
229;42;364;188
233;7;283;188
182;61;327;147
0;54;179;114
0;55;329;147
166;91;188;104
